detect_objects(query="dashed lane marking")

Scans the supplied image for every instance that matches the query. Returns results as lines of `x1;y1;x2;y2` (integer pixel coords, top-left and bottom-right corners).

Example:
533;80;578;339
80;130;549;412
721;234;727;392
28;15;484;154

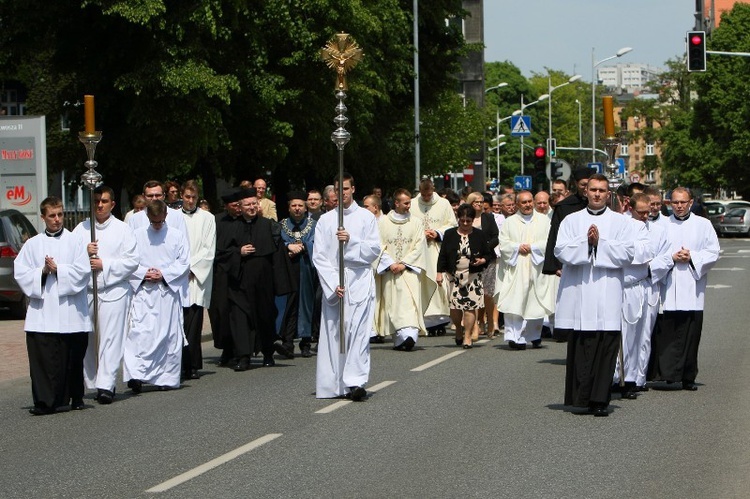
315;380;397;414
145;433;282;493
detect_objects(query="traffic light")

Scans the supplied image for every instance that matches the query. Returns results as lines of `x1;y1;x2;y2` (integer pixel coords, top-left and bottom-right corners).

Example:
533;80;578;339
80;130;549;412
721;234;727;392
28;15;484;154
552;161;564;179
687;31;706;72
534;146;546;159
546;138;557;158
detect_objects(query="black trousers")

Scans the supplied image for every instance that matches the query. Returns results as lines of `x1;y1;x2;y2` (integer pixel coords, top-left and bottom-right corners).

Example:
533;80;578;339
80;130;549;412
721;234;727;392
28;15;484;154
564;330;620;407
183;305;204;371
26;331;88;411
649;310;702;383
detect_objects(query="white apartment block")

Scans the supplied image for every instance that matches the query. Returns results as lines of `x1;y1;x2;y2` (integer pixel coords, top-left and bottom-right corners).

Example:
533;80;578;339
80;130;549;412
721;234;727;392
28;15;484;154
597;63;661;93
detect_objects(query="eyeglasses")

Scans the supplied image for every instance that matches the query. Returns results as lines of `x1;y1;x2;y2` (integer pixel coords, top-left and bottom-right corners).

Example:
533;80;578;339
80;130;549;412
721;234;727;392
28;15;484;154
672;201;690;205
150;219;166;226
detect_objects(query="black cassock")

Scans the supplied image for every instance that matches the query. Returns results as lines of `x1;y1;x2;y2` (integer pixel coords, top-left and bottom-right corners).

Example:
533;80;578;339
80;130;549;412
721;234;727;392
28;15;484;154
208;212;238;358
222;216;295;360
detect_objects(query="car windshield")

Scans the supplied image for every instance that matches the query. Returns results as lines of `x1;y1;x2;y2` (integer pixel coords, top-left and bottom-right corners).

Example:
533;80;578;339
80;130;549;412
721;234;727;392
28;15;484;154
705;203;724;216
726;208;747;217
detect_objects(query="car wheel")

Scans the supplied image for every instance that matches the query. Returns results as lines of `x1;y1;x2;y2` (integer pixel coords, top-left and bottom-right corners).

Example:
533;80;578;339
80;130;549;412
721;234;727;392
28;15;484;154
8;296;28;319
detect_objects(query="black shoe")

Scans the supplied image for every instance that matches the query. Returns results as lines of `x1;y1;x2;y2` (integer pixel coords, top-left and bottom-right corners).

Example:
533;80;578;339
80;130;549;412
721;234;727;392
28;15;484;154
369;336;385;344
621;389;638;400
455;338;463;346
274;342;295;359
637;385;649;392
593;407;609;417
436;326;446;336
402;337;415;351
508;341;527;350
29;405;54;416
682;381;698;391
263;355;276;367
233;357;251;372
531;339;542;349
350;386;367;401
97;389;114;405
540;325;553;338
189;369;200;380
71;399;85;410
300;344;313;358
127;379;142;394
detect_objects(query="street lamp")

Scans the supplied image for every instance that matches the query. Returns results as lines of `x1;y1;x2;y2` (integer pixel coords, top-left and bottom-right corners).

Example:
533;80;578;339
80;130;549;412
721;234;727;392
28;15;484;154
488;141;507;183
547;74;582;160
519;93;549;174
591;46;632;162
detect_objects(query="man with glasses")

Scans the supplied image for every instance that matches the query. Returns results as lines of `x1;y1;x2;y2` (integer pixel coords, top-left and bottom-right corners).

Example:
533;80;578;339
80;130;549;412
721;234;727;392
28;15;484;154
649;187;720;391
124;200;190;393
128;180;188;242
306;189;324;221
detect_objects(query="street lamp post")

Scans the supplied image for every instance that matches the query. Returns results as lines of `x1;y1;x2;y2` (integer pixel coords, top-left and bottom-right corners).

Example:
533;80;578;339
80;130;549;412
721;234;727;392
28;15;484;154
488;141;507;182
485;82;508;185
547;74;582;161
591;46;632;162
575;99;582;148
519;93;549;174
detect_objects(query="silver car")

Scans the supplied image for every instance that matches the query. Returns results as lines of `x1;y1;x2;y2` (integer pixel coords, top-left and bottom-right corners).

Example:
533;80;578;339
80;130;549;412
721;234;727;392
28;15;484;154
0;209;38;317
719;207;750;237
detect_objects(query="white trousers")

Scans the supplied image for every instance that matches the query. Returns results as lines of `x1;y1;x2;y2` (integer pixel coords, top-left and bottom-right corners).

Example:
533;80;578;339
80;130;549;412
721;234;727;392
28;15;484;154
616;282;659;386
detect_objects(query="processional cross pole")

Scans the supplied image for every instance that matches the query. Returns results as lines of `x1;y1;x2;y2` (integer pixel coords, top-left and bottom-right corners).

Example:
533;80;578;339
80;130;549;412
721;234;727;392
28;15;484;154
320;33;363;354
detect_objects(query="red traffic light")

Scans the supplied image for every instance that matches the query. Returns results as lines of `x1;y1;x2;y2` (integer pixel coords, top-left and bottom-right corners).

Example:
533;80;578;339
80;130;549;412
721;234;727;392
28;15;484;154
534;146;546;158
691;35;703;45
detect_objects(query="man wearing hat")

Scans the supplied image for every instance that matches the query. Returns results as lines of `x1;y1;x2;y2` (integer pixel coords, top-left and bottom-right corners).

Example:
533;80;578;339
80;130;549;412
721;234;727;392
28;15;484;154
209;190;242;366
277;191;317;358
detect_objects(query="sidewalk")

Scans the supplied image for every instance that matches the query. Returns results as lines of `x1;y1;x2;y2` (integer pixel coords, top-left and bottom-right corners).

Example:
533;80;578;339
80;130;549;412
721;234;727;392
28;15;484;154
0;309;214;383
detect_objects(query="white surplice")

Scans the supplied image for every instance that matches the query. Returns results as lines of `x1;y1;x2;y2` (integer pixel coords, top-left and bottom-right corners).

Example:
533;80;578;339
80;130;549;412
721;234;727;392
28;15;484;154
182;208;216;308
123;225;189;388
554;209;645;331
14;230;91;333
74;216;138;391
312;203;380;398
650;214;720;312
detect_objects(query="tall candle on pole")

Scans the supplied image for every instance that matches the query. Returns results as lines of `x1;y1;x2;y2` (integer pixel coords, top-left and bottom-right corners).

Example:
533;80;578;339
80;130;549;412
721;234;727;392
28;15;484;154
79;95;103;351
321;33;363;354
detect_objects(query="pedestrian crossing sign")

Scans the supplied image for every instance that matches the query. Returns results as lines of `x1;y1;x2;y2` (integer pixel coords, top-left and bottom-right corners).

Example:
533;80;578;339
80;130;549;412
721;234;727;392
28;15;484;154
510;116;531;137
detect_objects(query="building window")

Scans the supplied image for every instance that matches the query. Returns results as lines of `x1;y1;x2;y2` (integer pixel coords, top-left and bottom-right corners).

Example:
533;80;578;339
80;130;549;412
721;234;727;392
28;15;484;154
646;143;655;156
647;170;655;182
620;144;629;156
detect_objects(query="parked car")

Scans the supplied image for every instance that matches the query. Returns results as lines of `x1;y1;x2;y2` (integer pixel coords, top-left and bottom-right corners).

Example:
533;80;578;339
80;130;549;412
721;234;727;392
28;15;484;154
0;209;38;318
705;200;750;235
719;206;750;237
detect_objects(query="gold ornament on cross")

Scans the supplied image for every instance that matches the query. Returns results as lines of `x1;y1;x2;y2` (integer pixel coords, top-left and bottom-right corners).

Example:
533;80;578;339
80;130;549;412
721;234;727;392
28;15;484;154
320;33;363;90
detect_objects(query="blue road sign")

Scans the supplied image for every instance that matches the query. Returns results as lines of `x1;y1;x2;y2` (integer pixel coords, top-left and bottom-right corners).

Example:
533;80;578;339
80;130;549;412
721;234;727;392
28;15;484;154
587;162;603;174
514;175;532;191
510;116;532;137
616;158;626;174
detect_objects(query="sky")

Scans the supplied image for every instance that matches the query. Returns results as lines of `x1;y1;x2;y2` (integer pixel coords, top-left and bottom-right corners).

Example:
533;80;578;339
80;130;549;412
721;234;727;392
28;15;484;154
484;0;697;79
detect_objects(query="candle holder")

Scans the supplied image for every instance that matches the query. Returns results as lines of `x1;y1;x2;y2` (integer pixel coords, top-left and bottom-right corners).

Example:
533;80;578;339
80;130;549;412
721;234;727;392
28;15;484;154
78;130;103;341
602;133;622;195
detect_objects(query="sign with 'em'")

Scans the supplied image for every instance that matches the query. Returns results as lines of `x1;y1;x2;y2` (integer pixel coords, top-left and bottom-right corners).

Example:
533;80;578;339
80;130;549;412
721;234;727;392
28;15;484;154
0;116;48;232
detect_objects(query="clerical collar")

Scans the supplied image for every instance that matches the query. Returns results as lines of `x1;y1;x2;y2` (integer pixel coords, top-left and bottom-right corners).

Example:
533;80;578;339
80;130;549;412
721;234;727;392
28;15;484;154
388;211;410;223
648;213;660;221
519;212;534;222
674;212;691;221
182;206;198;215
243;215;258;223
45;228;64;238
342;203;358;215
586;206;607;216
94;215;112;229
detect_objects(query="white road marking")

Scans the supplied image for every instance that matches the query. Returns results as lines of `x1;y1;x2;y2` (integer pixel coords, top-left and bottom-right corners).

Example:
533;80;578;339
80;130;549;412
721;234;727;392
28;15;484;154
411;350;466;372
315;380;397;414
707;284;732;289
712;267;744;271
145;433;282;493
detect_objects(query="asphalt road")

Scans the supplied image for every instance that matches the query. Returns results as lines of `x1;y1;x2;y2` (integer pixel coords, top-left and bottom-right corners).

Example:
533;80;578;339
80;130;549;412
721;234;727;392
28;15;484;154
0;238;748;498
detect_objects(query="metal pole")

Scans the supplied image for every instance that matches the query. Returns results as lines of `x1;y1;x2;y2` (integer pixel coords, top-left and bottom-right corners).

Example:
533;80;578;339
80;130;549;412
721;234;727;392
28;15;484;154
496;109;500;183
413;0;420;189
520;95;525;175
576;99;582;148
548;76;553;161
591;48;596;163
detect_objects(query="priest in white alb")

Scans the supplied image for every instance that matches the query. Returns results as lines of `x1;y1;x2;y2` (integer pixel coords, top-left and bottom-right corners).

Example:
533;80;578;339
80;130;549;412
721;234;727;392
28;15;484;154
374;188;436;351
555;174;646;417
73;186;138;405
409;178;456;331
615;192;670;398
495;191;556;350
312;173;380;401
648;187;719;391
124;200;190;393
